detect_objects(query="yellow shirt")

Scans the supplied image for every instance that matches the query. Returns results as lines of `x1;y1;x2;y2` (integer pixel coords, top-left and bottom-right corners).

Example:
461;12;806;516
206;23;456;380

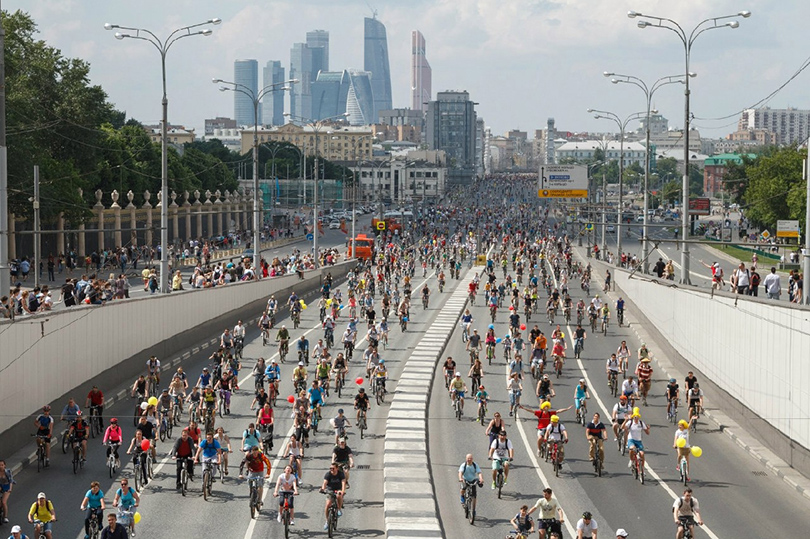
29;500;55;523
450;378;464;391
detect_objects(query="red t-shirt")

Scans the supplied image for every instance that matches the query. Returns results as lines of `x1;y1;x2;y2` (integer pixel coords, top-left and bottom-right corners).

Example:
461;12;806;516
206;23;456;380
534;409;556;430
87;390;104;406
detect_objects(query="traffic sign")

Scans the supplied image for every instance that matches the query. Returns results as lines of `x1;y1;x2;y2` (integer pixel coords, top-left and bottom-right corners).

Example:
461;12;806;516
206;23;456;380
585;223;594;231
538;165;588;198
306;233;314;241
777;220;799;238
761;229;771;240
376;221;386;231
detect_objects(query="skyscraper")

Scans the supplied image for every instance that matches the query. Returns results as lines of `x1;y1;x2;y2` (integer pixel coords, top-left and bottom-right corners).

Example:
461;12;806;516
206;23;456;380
233;59;258;126
310;70;375;126
290;43;313;121
426;91;478;184
262;61;286;126
364;16;392;122
306;30;329;73
411;30;431;113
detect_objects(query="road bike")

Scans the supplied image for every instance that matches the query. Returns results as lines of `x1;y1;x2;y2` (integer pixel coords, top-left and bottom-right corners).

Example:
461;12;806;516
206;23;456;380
631;449;645;484
608;371;619;398
461;479;478;524
106;442;120;478
322;488;340;537
201;460;217;501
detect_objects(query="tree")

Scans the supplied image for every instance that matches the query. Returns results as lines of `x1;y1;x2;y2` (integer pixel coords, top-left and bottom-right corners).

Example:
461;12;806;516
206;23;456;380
742;145;805;229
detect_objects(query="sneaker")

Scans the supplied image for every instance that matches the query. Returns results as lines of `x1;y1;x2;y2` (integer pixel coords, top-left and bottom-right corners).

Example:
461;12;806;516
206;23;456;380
504;479;508;486
337;510;342;517
2;518;8;524
627;460;633;468
176;483;182;489
460;496;466;504
290;520;295;525
491;482;495;490
131;530;136;537
277;514;282;523
324;523;328;531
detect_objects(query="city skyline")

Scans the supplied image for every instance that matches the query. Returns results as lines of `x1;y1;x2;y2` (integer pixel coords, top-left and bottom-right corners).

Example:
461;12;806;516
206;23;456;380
11;1;810;140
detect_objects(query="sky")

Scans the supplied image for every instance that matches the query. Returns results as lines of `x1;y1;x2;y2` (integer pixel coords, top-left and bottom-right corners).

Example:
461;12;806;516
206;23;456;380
7;0;810;140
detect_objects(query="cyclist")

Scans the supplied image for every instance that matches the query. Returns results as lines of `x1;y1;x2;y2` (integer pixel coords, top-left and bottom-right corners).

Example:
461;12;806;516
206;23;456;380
296;335;310;365
308;380;326;420
131;375;148;399
621;375;639;406
112;479;140;538
530;331;547;378
331;410;352;445
586;412;607;469
238;445;271;506
460;309;473;340
68;410;89;462
574;379;590;418
536;373;555;402
196;367;213;389
373;359;388;394
267;295;278;320
0;460;13;524
510;505;536;536
276;325;291;357
213;427;232;474
542;415;568;464
200;387;217;425
507;373;522;416
573;324;586;354
666;378;680;415
168;374;186;408
187;387;201;418
331;438;355;488
474;385;489;422
102;418;123;468
283;432;304;484
687;384;704;428
378;318;389;346
673;488;703;539
354;387;370;425
292;362;308;393
635;357;653;405
528;487;565;539
616;341;630;374
606;354;621;387
421;285;430;308
60;397;81;423
616;296;625;325
171;428;197;489
341;327;355;360
263;359;281;398
256;403;275;447
576;511;599;539
673;420;692;479
27;492;56;539
146;355;161;387
194;431;222;482
157;388;173;425
332;353;348;389
34;405;54;466
623;411;650;469
576;298;586;322
599;303;610;329
443;356;458;388
448;373;467;414
590;294;602;312
466;329;482;362
258;311;272;343
457;454;484;518
85;385;105;424
366;325;379;351
273;464;300;525
488;432;514;488
233;319;246;349
611;395;632;441
638;342;650;361
80;481;105;539
320;463;348;529
316;357;332;394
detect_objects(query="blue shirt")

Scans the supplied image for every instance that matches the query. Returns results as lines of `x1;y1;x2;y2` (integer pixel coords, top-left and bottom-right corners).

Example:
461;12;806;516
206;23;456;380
199;439;221;459
461;314;473;323
264;365;280;380
198;373;212;386
575;385;588;400
116;486;136;507
308;387;324;403
617;299;625;310
84;489;104;509
36;414;53;431
458;461;482;482
62;404;80;421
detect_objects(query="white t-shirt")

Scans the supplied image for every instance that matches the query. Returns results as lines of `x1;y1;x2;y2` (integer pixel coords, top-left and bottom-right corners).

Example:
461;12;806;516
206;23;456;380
490;438;513;460
613;402;632;420
544;423;566;441
627;419;647;441
233;324;246;338
673;496;700;517
576;518;598;535
534;496;559;519
674;428;690;449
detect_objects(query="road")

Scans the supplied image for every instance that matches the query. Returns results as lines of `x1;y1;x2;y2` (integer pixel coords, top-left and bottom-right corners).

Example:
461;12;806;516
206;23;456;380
427;251;808;537
2;252;465;539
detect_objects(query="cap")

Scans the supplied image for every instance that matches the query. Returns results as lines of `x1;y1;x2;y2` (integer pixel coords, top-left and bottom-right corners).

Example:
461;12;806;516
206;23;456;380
619;395;628;401
479;385;485;390
38;492;46;499
379;359;385;364
540;401;551;410
298;362;304;366
669;378;676;383
616;529;628;537
455;372;461;377
203;367;209;371
271;359;277;364
338;409;344;414
42;405;51;412
640;358;651;363
543;374;549;380
11;525;21;533
579;378;586;383
338;437;347;443
550;415;559;423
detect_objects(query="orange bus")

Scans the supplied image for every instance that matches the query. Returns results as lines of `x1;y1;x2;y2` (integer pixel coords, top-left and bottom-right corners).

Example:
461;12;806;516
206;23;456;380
348;234;374;260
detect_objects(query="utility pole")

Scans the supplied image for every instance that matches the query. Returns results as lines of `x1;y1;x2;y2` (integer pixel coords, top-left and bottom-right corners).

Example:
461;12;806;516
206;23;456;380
33;165;40;288
0;0;10;294
601;173;607;256
804;155;810;305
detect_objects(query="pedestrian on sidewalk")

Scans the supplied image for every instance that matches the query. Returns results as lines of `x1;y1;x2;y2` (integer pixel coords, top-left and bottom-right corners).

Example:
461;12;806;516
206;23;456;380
763;267;781;300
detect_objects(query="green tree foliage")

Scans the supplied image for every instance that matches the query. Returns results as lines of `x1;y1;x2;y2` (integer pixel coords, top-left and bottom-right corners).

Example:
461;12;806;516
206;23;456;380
742;145;805;228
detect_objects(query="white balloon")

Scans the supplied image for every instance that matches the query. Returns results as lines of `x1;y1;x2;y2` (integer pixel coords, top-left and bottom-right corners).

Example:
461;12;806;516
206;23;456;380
140;402;148;410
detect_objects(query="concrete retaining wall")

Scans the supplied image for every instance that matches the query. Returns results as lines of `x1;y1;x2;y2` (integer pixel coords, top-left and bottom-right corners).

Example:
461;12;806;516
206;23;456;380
614;270;810;451
0;262;354;443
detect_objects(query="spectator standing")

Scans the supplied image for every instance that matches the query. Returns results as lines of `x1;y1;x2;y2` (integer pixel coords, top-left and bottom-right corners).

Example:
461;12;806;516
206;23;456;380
763;267;781;300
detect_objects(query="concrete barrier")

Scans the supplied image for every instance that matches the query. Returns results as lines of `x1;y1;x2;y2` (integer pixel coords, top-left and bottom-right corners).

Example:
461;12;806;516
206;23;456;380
613;270;810;456
0;262;354;447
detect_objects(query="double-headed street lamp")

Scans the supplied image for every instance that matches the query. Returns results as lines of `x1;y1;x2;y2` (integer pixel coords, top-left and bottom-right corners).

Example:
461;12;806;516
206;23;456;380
283;113;350;269
628;9;751;283
105;18;220;293
213;78;296;275
587;109;646;263
604;71;690;273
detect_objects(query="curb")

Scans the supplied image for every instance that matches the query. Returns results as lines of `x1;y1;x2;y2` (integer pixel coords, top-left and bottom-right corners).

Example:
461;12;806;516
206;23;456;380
383;271;471;539
582;250;810;503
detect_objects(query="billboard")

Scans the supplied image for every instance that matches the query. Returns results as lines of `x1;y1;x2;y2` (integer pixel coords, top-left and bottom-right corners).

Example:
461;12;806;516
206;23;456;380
538;165;588;198
777;220;800;238
688;197;711;216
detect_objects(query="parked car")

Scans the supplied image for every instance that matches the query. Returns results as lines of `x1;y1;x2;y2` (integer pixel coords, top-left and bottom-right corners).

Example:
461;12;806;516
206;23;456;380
328;220;341;230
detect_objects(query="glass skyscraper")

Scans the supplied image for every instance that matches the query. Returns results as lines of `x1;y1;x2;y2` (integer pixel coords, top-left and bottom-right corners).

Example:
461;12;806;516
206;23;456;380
411;30;431;113
233;59;258;126
262;60;285;126
364;16;392;123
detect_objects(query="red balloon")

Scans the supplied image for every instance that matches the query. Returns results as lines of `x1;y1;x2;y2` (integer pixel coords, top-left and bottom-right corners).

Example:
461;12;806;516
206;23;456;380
520;324;527;331
287;395;295;403
140;439;150;452
355;377;364;385
509;306;514;311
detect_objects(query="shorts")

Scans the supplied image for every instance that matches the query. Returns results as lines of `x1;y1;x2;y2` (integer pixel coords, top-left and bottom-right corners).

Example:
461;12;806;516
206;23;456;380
537;428;549;439
247;471;264;482
454;391;465;399
540;519;560;531
677;447;690;459
278;491;295;508
627;439;644;452
310;399;323;408
0;483;10;493
491;458;508;470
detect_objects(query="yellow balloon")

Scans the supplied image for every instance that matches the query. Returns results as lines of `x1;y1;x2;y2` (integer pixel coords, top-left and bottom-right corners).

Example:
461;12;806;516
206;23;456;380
326;299;332;306
560;332;565;339
302;303;307;310
691;446;703;458
147;397;158;407
633;407;640;415
676;437;686;448
133;512;142;524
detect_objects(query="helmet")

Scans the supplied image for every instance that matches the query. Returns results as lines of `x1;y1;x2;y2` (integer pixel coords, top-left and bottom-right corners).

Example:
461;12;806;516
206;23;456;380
669;378;676;383
379;359;385;364
203;367;209;372
359;388;365;393
619;395;628;401
479;385;485;390
550;415;559;423
595;294;600;298
694;383;699;388
540;401;551;410
42;405;51;412
582;511;592;520
455;372;461;377
76;410;82;417
678;420;689;428
110;418;118;424
338;409;344;414
579;378;586;383
162;388;169;393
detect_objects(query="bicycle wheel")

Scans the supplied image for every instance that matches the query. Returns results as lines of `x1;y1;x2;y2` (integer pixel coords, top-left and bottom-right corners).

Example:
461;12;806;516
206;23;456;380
61;431;70;454
639;464;645;484
680;459;688;486
134;462;141;492
596;456;602;477
250;484;256;519
283;508;290;538
147;455;154;479
173;403;181;426
159;422;166;442
181;467;188;497
337;378;343;398
478;406;485;424
37;447;43;472
359;418;366;439
73;447;79;474
328;509;336;537
109;456;115;478
467;498;475;525
218;398;224;418
203;470;211;501
554;457;560;477
496;472;503;499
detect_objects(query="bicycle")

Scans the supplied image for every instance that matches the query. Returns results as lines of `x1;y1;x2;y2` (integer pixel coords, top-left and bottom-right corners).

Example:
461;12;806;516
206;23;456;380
106;442;120;478
202;460;217;501
71;436;83;474
159;408;172;441
374;377;386;405
32;518;56;539
469;291;476;306
590;438;603;477
87;509;101;539
88;405;103;438
147;374;158;397
679;516;700;539
261;327;270;346
608;371;619;398
509;390;521;418
322;488;340;538
545;440;563;477
617;309;624;327
292;310;301;329
490;305;497;323
679;454;689;486
491;457;510;499
574;337;583;359
461;324;470;343
60;420;71;454
601;315;608;336
690;403;701;433
278;340;289;364
564;307;571;324
461;479;478;524
178;456;192;496
278;491;294;538
172;396;183;427
452;391;463;420
575;397;588;426
234;337;245;359
554;355;564;379
631;449;645;484
486;344;495;366
505;531;528;539
357;408;368;439
667;399;678;424
203;406;216;434
400;315;408;332
423;295;429;310
132;393;146;426
617;424;628;456
248;475;263;518
335;373;345;398
33;434;48;472
477;399;487;424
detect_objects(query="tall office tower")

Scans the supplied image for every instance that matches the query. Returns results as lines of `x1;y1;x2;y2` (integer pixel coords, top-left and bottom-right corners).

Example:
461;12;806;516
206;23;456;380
306;30;329;73
364;16;392;121
262;61;286;126
311;70;375;126
290;43;313;121
411;30;431;113
426;91;477;184
233;59;259;126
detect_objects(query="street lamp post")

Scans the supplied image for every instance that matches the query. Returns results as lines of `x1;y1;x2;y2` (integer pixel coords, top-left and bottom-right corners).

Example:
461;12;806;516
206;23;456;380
586;161;604;256
214;78;296;274
588;108;646;264
604;72;688;273
284;113;350;269
105;18;220;293
628;9;751;283
350;135;374;259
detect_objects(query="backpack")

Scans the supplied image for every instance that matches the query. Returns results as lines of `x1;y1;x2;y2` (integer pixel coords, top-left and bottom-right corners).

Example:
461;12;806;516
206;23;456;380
751;272;760;286
677;497;695;511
